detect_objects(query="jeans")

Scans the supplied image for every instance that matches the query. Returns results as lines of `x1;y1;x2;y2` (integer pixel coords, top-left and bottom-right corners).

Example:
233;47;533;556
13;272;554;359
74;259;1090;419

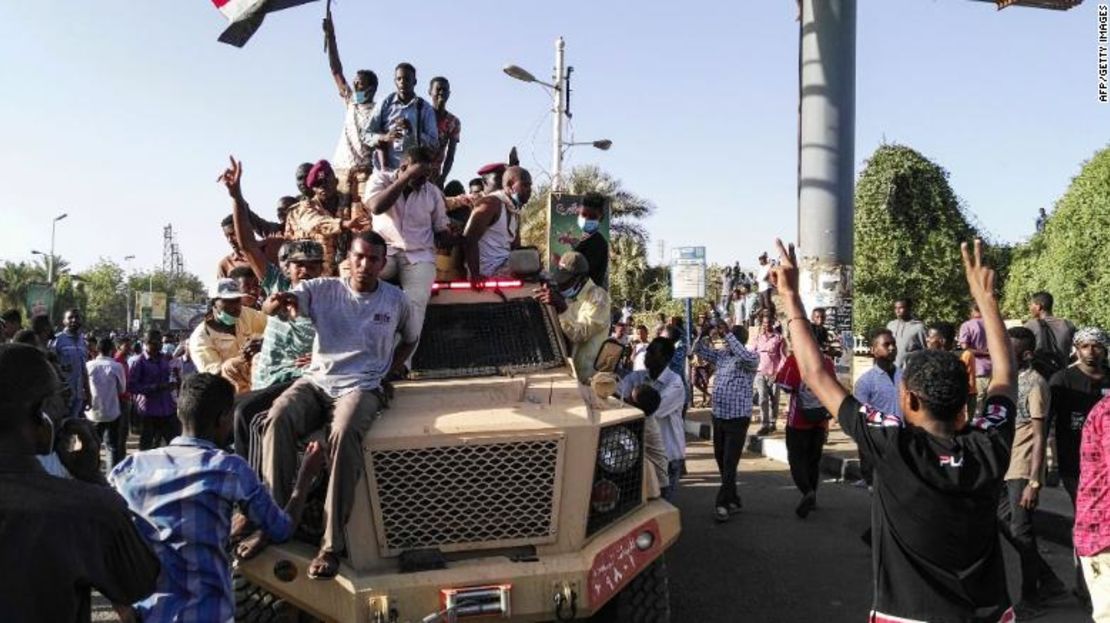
381;255;436;368
998;478;1061;600
95;418;126;469
712;417;751;508
660;459;683;501
139;415;180;450
786;426;826;495
232;381;294;459
755;374;779;427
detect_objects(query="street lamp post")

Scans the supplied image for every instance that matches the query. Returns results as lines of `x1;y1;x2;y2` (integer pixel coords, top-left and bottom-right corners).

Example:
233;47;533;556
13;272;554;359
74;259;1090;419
503;38;612;193
48;213;68;285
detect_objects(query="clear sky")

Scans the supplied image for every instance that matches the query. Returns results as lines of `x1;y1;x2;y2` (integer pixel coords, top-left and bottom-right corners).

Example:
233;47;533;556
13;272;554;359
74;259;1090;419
1;1;1105;288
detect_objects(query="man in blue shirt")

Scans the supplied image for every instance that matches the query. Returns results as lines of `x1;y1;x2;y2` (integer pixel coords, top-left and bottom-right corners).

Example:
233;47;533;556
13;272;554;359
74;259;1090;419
110;373;324;623
692;321;760;522
364;62;438;171
49;308;90;419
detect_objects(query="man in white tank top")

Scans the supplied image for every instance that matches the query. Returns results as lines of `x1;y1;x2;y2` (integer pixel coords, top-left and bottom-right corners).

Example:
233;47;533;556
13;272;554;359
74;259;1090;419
463;166;532;286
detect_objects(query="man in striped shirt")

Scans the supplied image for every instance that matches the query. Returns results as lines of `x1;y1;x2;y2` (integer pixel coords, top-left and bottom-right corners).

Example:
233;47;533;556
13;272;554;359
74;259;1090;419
110;374;323;623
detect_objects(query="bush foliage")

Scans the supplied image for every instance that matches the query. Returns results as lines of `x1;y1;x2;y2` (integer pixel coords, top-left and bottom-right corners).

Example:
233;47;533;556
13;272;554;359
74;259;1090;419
1002;147;1110;328
852;144;996;335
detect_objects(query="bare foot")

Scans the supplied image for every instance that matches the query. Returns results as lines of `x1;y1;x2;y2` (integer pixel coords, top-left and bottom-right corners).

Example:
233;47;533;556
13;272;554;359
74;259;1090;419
235;529;269;561
307;550;340;580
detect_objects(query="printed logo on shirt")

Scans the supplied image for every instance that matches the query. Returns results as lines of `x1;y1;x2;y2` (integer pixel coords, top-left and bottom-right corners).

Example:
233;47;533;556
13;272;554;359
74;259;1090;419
971;401;1008;430
861;403;901;428
372;312;392;324
939;454;964;468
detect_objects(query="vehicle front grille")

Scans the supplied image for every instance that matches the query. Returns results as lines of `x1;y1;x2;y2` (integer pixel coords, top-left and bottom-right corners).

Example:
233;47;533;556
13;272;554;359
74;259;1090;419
369;436;564;555
411;298;566;379
586;419;645;536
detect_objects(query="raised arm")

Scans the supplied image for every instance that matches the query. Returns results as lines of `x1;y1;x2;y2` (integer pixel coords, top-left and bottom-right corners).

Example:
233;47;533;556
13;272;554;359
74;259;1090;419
962;240;1015;403
322;7;350;98
770;240;849;415
217;156;268;281
365;165;425;215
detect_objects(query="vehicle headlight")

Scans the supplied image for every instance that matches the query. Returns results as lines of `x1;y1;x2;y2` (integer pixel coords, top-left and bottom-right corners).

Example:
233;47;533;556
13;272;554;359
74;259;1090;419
591;479;621;513
597;425;640;474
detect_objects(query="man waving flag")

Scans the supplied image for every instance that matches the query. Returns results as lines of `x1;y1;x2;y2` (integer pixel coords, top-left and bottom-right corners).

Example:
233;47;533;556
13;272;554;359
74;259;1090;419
212;0;319;47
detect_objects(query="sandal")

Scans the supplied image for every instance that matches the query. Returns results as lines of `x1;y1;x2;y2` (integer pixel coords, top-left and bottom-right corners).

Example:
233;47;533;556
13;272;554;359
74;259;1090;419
307;550;340;580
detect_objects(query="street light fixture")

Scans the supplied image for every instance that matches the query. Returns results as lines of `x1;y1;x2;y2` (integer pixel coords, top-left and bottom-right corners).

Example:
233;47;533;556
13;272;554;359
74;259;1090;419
503;39;611;192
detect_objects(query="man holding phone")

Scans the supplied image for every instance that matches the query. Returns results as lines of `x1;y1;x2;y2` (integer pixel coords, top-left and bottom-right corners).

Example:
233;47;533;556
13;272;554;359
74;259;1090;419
129;330;179;450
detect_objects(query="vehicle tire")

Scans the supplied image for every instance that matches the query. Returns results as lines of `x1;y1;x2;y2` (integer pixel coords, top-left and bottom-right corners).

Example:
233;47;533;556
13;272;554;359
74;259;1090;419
233;573;307;623
587;555;671;623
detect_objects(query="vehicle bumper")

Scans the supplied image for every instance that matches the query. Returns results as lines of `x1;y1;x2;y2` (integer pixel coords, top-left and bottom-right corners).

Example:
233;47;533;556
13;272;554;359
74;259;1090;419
238;499;680;622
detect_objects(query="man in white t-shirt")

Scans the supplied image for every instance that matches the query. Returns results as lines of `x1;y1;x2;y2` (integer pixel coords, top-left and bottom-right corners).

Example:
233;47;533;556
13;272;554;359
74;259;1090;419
85;337;128;467
756;252;775;318
323;9;377;196
260;230;419;580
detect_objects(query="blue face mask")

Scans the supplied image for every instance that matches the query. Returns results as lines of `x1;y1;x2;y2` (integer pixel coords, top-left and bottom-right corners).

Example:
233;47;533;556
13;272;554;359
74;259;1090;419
354;89;372;105
577;215;600;234
560;280;585;299
509;192;523;208
161;344;176;356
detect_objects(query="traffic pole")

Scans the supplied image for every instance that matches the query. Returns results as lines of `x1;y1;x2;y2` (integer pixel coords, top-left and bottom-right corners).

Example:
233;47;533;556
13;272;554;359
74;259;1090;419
797;0;856;372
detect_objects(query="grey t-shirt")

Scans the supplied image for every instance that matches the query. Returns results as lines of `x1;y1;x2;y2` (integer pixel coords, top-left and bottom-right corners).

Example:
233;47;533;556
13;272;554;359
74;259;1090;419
1024;316;1075;363
886;319;927;368
294;277;418;397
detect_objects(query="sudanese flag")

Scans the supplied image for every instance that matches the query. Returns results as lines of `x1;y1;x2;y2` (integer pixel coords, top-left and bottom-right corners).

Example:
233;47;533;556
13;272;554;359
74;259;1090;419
212;0;319;47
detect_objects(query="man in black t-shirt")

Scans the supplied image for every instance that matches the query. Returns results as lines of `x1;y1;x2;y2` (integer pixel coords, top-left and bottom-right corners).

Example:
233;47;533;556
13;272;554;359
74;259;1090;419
771;238;1017;623
572;192;609;290
1049;326;1110;606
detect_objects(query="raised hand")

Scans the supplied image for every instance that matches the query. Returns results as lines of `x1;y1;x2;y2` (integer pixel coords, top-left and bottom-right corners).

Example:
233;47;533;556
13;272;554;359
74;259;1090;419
769;238;799;296
216;155;243;198
960;239;997;306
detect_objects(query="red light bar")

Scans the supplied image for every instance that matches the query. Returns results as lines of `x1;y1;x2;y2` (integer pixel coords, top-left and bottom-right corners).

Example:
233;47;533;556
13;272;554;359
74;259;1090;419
432;279;523;291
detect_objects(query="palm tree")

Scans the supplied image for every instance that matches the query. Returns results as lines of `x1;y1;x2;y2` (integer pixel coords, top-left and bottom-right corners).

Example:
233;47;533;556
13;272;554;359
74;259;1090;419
520;164;656;260
0;261;40;312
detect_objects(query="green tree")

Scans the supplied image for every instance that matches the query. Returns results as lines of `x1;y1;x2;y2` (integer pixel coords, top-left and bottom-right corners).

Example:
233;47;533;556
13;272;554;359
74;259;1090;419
1002;147;1110;328
0;261;40;313
128;270;207;306
79;259;128;330
853;144;994;335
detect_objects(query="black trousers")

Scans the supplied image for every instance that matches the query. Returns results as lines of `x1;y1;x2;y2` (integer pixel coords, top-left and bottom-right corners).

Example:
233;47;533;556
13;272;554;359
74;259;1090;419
786;426;827;495
95;418;127;468
1062;475;1090;600
998;478;1061;600
139;416;180;450
233;381;293;458
712;417;751;508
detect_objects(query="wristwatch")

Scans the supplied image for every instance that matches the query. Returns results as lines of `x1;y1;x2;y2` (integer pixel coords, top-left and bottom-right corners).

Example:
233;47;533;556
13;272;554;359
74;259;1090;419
1028;480;1042;489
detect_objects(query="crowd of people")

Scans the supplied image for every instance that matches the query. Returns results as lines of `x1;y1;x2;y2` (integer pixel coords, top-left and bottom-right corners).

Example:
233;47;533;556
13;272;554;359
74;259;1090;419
2;14;1109;623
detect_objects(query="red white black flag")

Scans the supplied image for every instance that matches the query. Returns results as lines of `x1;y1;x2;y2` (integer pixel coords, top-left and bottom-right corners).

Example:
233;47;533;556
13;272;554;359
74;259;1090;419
211;0;319;47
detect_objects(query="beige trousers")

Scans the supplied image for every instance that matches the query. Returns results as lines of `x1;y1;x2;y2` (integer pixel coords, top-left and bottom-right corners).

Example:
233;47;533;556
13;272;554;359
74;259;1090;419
1082;551;1110;622
261;377;381;554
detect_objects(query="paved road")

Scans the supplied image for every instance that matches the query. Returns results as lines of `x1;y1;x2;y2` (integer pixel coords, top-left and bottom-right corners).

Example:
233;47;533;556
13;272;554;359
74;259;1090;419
93;433;1089;622
667;437;1090;622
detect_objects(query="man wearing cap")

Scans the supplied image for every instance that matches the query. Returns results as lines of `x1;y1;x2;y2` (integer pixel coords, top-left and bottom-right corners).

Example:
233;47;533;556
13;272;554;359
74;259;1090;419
0;342;161;621
1050;326;1110;605
464;166;532;285
188;279;268;395
365;146;457;369
534;251;611;384
260;230;420;579
283;159;370;276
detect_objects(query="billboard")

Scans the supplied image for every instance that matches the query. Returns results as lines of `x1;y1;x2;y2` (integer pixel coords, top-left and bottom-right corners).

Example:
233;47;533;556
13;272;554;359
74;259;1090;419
546;193;610;285
24;283;54;320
